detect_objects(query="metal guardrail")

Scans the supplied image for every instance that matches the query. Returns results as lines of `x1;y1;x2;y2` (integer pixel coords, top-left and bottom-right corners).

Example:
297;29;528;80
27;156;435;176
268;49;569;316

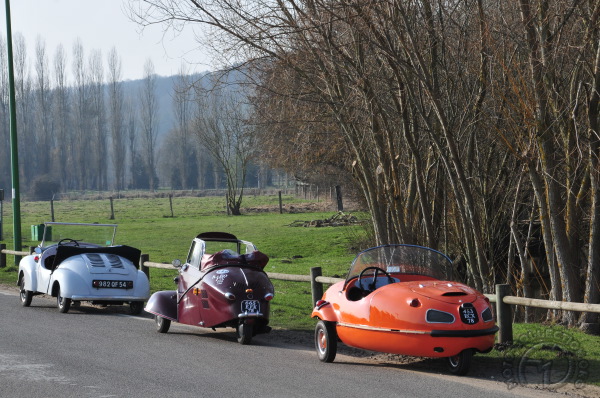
3;244;598;344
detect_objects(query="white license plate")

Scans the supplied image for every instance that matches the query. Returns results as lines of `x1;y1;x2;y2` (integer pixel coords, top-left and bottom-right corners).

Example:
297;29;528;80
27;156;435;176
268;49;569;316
241;300;260;314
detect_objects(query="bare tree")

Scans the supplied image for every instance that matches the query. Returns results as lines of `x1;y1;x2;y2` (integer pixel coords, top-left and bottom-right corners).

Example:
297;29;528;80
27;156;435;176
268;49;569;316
194;80;256;215
13;33;35;183
53;44;71;185
171;64;194;189
33;37;53;175
139;59;160;191
125;96;138;189
72;39;90;191
0;36;10;187
87;49;107;190
107;47;126;190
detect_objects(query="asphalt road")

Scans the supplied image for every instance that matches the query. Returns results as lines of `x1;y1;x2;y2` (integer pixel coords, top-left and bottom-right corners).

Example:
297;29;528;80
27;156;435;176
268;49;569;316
0;288;587;398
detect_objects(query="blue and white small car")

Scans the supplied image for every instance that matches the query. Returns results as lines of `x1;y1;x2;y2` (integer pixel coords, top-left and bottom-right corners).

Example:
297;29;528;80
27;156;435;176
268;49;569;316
17;222;150;314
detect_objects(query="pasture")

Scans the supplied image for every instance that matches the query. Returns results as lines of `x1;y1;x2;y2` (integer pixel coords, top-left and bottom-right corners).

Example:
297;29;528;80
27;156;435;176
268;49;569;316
0;194;364;329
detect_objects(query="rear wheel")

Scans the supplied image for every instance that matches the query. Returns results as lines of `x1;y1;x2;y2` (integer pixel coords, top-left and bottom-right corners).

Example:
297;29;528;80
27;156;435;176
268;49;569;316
129;301;144;315
155;316;171;333
19;278;32;307
237;322;253;345
56;287;71;313
447;349;473;376
315;320;337;362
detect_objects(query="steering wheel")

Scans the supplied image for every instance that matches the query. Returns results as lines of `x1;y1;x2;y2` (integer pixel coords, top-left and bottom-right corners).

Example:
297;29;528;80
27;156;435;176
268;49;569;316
57;238;79;247
357;266;394;292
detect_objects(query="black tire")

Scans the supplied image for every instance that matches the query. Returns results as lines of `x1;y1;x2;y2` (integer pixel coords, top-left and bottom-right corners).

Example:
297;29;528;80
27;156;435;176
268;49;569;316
155;315;171;333
315;320;337;362
237;322;253;345
56;288;71;313
19;278;32;307
129;301;144;315
447;349;473;376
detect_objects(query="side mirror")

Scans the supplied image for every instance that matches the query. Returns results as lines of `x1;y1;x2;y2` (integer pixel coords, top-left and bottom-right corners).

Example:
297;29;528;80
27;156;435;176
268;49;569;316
172;259;182;268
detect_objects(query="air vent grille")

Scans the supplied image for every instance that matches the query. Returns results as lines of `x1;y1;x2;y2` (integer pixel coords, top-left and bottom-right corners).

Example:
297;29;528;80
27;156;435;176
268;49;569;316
85;254;105;267
106;254;124;268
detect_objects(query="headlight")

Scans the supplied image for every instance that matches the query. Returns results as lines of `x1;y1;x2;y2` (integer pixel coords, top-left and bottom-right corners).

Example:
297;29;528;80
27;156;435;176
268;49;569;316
481;307;493;322
426;309;455;323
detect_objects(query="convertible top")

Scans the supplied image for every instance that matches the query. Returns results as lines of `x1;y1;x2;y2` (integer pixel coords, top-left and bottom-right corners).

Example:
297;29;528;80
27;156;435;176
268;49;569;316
196;232;238;241
51;245;142;269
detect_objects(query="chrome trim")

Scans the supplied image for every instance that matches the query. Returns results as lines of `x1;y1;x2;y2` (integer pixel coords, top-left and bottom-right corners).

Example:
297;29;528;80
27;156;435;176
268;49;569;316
337;322;430;335
70;295;148;301
225;292;236;300
238;312;264;318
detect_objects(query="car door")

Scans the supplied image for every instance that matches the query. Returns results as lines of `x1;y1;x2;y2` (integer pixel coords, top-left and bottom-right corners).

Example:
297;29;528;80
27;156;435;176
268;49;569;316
177;240;204;326
36;251;55;294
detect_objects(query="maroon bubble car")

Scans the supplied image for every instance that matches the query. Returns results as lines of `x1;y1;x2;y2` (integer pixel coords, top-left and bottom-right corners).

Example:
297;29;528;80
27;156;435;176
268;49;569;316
145;232;274;344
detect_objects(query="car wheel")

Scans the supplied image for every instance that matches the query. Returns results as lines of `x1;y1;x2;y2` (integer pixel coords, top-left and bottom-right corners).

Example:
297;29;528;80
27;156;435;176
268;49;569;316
56;288;71;313
155;315;171;333
129;301;144;315
315;320;337;363
447;349;473;376
19;278;33;307
236;322;253;345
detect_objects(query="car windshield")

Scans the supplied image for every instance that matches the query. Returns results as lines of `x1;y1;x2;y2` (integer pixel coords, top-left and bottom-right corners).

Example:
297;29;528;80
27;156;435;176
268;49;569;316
345;244;453;283
41;222;117;247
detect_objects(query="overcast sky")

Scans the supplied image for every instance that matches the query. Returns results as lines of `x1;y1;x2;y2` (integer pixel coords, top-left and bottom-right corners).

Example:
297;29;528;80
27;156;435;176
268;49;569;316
0;0;212;81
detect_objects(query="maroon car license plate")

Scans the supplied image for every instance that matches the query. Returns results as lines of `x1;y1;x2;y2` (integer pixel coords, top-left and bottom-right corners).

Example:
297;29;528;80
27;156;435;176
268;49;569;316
241;300;260;314
92;280;133;289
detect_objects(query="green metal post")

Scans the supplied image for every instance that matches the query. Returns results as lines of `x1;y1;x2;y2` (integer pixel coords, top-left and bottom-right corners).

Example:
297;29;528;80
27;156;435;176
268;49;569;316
4;0;22;263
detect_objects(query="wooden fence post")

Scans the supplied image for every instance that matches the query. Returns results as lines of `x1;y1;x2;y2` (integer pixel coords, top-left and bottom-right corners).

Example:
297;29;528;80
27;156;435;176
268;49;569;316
140;253;150;281
109;197;115;220
50;197;55;222
335;185;344;211
169;194;174;217
496;283;513;344
278;191;283;214
0;243;5;268
311;267;323;306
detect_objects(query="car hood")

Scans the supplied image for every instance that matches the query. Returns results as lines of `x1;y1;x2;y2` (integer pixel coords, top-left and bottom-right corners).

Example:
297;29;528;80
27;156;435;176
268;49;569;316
405;280;479;304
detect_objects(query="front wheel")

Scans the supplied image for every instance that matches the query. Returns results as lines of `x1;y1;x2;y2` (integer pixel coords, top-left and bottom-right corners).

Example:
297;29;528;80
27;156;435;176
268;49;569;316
155;316;171;333
19;278;33;307
56;288;71;313
237;322;253;345
315;320;337;362
447;349;473;376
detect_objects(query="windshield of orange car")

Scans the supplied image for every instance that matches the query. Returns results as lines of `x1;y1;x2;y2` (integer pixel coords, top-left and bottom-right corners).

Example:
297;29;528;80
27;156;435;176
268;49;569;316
345;244;452;283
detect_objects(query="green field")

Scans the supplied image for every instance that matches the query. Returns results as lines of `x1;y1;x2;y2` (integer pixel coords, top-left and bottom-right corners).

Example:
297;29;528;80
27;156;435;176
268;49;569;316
1;195;598;388
0;194;364;330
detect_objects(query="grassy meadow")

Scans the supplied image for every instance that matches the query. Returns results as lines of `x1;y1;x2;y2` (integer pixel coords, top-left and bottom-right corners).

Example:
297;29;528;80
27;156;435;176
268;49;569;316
0;194;365;329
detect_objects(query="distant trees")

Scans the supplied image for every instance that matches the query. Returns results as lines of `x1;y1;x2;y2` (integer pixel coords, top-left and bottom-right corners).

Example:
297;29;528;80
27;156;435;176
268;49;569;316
128;0;600;330
139;59;160;191
107;47;126;191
